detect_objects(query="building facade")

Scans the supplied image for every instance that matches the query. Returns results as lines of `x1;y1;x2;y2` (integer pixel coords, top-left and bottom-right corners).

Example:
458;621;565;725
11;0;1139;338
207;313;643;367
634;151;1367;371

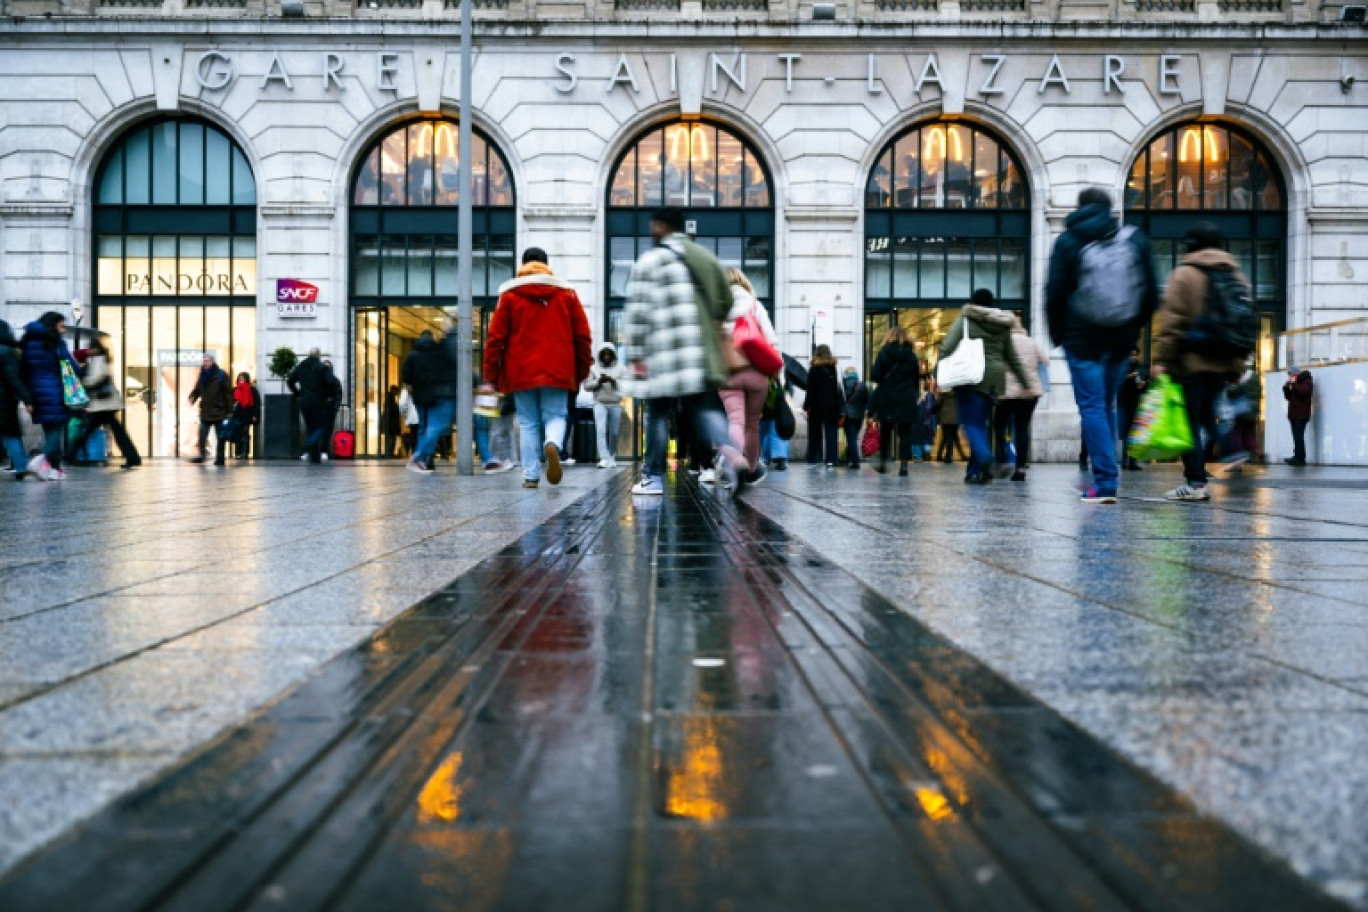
1;1;1365;458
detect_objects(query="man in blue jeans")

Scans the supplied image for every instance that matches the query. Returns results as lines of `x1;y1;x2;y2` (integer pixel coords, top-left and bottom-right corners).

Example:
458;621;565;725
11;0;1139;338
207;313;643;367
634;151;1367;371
401;331;460;474
483;248;592;489
1046;188;1158;504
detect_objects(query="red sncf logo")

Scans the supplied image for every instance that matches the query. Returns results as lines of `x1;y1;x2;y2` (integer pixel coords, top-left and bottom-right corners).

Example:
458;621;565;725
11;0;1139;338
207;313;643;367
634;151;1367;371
276;279;319;303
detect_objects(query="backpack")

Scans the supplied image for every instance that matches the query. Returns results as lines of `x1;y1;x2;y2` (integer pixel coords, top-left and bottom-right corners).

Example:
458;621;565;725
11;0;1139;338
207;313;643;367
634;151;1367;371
1068;226;1144;329
1185;266;1258;360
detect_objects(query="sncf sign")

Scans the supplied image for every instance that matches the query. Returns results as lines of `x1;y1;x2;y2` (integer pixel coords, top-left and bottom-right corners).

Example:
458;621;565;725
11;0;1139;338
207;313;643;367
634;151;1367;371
276;279;319;303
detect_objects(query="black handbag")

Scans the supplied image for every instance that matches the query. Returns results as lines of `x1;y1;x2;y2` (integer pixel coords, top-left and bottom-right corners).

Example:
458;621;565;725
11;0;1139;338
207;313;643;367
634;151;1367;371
774;392;796;441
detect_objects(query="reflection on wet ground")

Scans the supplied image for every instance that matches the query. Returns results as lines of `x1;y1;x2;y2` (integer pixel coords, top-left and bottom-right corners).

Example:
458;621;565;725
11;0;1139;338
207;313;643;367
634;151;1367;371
0;472;1347;911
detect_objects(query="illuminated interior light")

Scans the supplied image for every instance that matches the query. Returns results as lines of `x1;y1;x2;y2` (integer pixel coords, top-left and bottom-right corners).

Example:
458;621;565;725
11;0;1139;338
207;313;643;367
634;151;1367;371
1204;126;1221;162
434;121;458;161
923;127;965;163
1179;127;1202;163
413;121;434;158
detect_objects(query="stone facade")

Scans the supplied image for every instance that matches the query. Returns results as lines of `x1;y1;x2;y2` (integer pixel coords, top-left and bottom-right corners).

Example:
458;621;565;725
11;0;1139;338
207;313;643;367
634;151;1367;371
1;10;1365;459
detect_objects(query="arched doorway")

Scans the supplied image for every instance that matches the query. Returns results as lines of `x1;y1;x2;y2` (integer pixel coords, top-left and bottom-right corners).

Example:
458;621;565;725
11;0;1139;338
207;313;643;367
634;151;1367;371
605;120;774;347
863;121;1030;374
349;118;515;456
93;117;258;459
1124;121;1287;371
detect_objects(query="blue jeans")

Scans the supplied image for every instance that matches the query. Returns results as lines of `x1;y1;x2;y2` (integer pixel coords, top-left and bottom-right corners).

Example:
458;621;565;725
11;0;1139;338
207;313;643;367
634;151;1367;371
474;414;494;464
513;387;568;482
302;405;330;461
954;390;995;478
414;398;457;467
1066;349;1130;494
3;437;27;474
41;422;65;470
760;418;789;462
644;393;731;480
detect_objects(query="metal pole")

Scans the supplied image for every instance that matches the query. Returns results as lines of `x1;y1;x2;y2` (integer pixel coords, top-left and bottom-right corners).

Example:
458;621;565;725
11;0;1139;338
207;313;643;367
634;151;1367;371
455;0;474;475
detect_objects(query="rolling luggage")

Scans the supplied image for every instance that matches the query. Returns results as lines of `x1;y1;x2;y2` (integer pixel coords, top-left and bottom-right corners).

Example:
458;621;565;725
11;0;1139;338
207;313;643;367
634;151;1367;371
332;406;355;460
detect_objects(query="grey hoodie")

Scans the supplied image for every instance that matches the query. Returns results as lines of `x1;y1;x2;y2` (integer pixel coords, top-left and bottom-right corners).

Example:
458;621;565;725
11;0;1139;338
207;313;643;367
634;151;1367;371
584;343;623;405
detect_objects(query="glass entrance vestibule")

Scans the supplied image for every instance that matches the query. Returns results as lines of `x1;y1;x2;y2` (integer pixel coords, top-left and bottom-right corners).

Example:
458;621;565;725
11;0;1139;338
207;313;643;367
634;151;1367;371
92;117;258;459
349;118;515;457
863;122;1031;376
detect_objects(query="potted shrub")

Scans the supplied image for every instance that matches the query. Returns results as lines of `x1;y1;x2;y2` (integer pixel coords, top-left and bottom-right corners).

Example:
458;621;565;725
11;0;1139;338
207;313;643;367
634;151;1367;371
263;346;301;459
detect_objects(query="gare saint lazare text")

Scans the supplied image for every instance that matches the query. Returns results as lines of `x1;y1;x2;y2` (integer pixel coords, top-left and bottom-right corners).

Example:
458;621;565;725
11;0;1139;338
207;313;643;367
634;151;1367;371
192;50;1189;101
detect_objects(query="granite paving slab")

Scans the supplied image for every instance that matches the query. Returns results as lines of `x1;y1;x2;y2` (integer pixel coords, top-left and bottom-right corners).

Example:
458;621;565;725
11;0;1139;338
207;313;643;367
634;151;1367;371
0;472;1341;912
0;462;622;873
743;462;1368;907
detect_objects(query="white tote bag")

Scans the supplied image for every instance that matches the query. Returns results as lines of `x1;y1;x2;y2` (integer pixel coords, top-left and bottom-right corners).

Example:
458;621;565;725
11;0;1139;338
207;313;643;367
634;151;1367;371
936;317;986;390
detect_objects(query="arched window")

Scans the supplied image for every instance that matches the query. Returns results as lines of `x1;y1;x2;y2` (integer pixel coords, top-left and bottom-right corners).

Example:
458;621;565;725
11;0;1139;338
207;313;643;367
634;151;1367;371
863;122;1030;373
1125;122;1287;367
93;117;258;459
349;118;516;456
605;121;774;344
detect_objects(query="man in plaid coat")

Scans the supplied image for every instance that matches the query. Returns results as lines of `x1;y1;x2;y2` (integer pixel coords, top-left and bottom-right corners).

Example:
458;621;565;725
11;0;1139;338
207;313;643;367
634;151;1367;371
625;207;746;496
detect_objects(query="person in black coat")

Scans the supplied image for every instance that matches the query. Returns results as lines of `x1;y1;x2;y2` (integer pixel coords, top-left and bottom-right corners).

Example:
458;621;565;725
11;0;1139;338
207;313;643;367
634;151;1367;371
383;385;403;458
322;360;344;459
20;312;78;479
287;347;332;464
869;327;922;476
0;320;35;479
802;345;844;467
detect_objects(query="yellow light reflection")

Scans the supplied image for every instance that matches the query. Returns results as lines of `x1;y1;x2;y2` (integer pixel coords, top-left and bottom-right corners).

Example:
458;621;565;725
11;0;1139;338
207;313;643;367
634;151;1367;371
914;787;954;821
416;751;464;824
663;717;727;822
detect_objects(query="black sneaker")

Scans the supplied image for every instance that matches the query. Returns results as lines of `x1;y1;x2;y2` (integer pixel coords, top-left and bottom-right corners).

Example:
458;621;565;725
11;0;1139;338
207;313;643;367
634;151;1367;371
747;464;768;486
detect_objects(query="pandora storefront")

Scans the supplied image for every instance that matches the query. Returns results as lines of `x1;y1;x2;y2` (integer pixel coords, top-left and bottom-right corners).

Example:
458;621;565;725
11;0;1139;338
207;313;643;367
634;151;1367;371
0;15;1363;457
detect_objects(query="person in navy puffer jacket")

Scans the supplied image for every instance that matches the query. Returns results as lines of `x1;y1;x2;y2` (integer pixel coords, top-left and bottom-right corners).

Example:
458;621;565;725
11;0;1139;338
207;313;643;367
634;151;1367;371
20;311;79;480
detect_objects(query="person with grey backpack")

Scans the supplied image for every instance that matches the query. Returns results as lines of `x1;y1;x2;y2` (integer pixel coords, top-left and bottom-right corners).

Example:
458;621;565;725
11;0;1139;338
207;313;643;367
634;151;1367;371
1046;187;1158;504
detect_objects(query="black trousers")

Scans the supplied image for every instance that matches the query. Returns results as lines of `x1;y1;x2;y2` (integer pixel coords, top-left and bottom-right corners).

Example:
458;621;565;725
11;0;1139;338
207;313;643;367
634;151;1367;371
196;418;227;465
810;419;840;465
993;399;1038;469
936;424;966;461
1290;419;1309;462
843;420;862;466
1179;372;1228;485
880;421;913;464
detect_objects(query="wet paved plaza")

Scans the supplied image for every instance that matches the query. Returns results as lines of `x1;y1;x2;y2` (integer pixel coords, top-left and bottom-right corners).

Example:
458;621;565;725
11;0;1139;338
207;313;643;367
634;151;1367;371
0;460;1365;910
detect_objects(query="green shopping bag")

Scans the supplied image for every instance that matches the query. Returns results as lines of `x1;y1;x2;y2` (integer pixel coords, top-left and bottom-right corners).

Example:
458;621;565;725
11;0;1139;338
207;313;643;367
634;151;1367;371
1127;375;1193;460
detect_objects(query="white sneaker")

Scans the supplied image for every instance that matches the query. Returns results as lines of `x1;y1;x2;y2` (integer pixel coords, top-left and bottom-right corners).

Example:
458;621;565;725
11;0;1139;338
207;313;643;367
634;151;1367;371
597;459;611;469
562;457;576;466
699;468;716;484
1165;484;1210;502
300;453;309;461
45;467;66;481
483;460;514;474
321;453;329;462
631;476;664;495
27;454;50;479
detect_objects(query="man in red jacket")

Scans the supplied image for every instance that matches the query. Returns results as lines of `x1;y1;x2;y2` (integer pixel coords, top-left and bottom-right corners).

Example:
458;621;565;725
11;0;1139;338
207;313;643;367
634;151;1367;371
483;247;592;488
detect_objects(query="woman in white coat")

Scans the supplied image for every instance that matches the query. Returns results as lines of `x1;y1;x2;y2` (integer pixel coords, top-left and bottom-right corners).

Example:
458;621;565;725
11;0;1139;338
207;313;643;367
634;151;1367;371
583;343;624;468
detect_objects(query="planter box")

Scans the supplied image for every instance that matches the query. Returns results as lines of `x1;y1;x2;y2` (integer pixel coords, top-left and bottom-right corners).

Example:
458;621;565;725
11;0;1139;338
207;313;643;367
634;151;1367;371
263;393;302;460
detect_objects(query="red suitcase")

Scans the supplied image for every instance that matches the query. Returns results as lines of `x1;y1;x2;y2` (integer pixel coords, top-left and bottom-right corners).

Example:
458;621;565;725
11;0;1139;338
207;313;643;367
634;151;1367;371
332;429;355;459
331;406;355;459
